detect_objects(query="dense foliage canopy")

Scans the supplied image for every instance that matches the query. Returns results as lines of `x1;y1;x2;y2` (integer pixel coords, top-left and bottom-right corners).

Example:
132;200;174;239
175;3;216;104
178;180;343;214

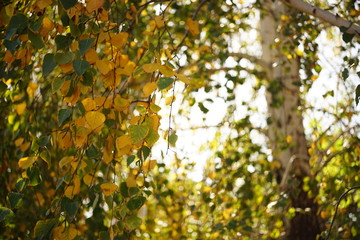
1;0;360;239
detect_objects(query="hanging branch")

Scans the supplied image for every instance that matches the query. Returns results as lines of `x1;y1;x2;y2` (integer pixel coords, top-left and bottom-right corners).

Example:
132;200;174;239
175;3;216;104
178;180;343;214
325;186;360;240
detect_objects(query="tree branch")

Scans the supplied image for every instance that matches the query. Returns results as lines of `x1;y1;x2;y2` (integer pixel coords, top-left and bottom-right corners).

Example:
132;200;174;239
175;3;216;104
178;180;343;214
228;52;270;72
280;0;360;37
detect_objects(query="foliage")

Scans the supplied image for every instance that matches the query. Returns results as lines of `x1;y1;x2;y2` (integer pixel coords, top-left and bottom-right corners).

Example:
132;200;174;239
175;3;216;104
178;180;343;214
0;0;360;239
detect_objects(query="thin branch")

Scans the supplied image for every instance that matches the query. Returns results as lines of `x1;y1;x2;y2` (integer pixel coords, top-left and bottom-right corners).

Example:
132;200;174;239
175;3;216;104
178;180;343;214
325;186;360;240
228;52;270;71
280;0;360;37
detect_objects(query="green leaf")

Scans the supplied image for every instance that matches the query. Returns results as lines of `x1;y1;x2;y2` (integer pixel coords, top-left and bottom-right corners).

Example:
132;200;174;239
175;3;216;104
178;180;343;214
129;187;140;196
29;16;43;32
58;109;72;126
198;102;209;113
127;196;146;210
42;54;57;77
356;84;360;106
79;38;95;55
141;146;151;160
27;166;42;186
145;128;160;146
120;182;129;198
15;178;29;192
52;77;65;92
127;155;135;167
34;218;58;239
0;207;14;223
129;125;149;143
55;35;72;50
28;30;44;49
4;38;20;53
6;14;28;39
0;81;7;93
342;32;354;43
73;59;90;76
54;52;74;65
157;77;174;90
168;133;178;146
38;135;51;147
86;145;99;158
8;192;24;208
125;215;142;229
61;197;79;219
342;68;349;81
60;0;78;10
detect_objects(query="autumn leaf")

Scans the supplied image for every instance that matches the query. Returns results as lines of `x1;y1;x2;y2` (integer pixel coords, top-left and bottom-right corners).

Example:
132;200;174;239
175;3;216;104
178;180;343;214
142;63;161;73
129;125;149;143
142;160;157;174
85;111;105;131
186;18;200;36
143;82;157;97
116;135;132;150
110;32;128;49
64;175;80;199
53;226;78;240
100;183;118;196
154;15;165;28
86;0;104;13
18;156;37;169
96;59;111;75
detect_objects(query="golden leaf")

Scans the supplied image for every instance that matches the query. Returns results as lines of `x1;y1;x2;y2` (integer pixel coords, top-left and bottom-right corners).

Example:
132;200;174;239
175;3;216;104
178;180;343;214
36;0;52;9
85;111;105;131
20;142;31;152
159;65;174;77
83;174;93;185
143;82;157;97
96;59;111;75
142;63;161;73
73;127;89;148
165;96;175;105
154;15;165;28
64;175;80;199
57;131;73;150
15;138;24;147
113;95;130;111
100;182;118;196
18;156;37;169
81;98;96;111
176;73;191;84
110;32;128;49
85;48;98;64
186;18;200;36
40;17;54;36
53;226;78;240
103;136;114;164
59;156;76;168
142;160;157;174
126;174;137;187
86;0;104;13
15;102;26;115
116;135;132;150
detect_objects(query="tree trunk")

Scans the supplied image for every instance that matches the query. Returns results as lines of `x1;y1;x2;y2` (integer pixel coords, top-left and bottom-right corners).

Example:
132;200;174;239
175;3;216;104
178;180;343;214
260;1;323;239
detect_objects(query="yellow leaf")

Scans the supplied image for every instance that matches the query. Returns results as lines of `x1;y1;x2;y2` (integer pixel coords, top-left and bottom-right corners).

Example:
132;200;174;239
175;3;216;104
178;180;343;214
165;96;175;105
64;85;80;105
40;17;54;36
36;0;52;9
81;98;96;111
59;62;74;73
18;156;37;169
142;160;156;174
96;59;111;75
143;82;157;97
116;61;136;76
118;54;129;67
57;131;73;150
15;138;24;147
83;174;94;185
26;82;38;98
85;111;105;131
85;48;98;64
126;174;137;187
186;18;200;36
59;156;76;169
176;73;191;84
53;226;78;240
113;95;130;111
15;102;26;115
103;136;114;164
100;182;118;196
64;175;80;199
98;8;109;21
159;65;174;77
94;97;112;109
73;127;89;148
86;0;104;13
154;15;165;28
110;32;128;49
142;63;161;73
116;135;132;150
20;142;31;152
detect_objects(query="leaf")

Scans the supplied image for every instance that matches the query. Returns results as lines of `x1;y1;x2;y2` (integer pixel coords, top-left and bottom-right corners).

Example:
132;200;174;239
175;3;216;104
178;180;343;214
15;178;29;192
176;73;191;84
61;197;79;218
342;32;354;43
143;82;157;97
79;38;95;55
127;196;146;210
127;155;135;166
54;52;75;65
142;160;157;174
100;183;118;196
145;128;159;146
186;18;200;36
154;15;165;28
85;111;105;131
64;175;80;199
58;109;72;126
168;133;178;146
96;59;111;75
125;215;142;229
356;84;360;106
0;207;14;223
60;0;78;10
198;102;209;113
8;192;23;208
129;125;149;143
27;166;42;186
110;32;128;49
116;135;132;150
18;156;37;169
53;226;78;240
6;14;28;39
157;77;174;90
120;182;129;198
34;218;58;239
342;68;349;81
142;63;161;73
86;0;104;13
28;30;45;49
55;35;72;50
43;54;57;77
73;59;90;76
